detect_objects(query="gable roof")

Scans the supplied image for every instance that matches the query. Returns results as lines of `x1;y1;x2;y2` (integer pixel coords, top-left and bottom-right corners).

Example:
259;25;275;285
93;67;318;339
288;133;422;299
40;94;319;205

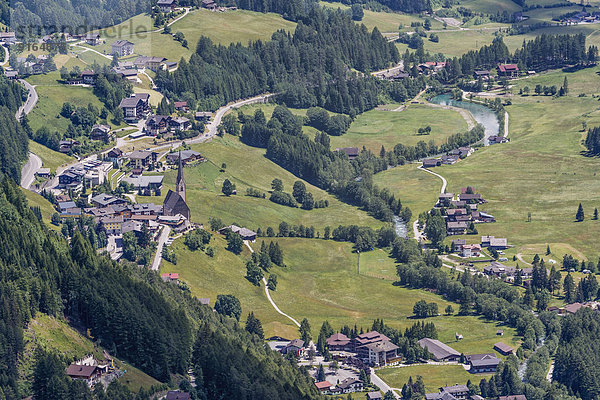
163;190;189;214
494;342;514;353
166;391;191;400
66;364;98;378
418;338;460;360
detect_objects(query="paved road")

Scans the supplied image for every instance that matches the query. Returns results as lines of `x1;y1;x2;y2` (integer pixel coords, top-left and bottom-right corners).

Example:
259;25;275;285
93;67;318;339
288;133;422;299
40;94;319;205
153;7;191;33
371;371;400;399
151;225;171;271
16;79;38;119
20;152;42;189
71;42;112;60
206;94;274;137
418;165;447;194
504;111;509;138
0;45;8;66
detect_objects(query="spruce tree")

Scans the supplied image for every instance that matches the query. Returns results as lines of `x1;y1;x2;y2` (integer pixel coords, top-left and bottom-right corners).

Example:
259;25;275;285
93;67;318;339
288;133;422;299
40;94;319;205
576;203;585;222
594;208;598;220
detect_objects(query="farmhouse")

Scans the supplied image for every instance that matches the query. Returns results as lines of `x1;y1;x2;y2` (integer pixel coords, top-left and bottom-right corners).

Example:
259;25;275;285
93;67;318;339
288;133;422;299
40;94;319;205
337;377;363;394
481;236;508;250
422;159;441;168
90;124;113;141
66;364;102;387
459;193;485;203
494;342;515;356
106;147;123;164
202;0;217;9
282;339;305;355
134;56;168;71
165;150;202;165
497;64;519;78
195;111;213;121
440;385;469;399
489;135;509;144
85;33;101;46
425;392;459;400
157;0;177;12
111;40;134;57
447;221;467;235
441;154;460;164
218;225;257;242
438;193;454;206
161;273;179;283
474;70;490;79
466;354;501;373
170;116;191;131
119;93;150;122
417;338;460;362
461;244;481;258
81;70;98;85
336;147;360;160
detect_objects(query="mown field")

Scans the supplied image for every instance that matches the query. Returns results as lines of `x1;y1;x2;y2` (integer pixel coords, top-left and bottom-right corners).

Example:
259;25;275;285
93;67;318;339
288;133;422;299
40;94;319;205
329;104;469;152
377;364;491;393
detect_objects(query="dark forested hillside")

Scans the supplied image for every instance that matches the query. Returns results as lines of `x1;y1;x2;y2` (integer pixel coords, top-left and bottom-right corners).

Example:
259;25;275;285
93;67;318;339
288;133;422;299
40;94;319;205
155;7;399;114
0;77;27;182
0;179;322;400
321;0;432;13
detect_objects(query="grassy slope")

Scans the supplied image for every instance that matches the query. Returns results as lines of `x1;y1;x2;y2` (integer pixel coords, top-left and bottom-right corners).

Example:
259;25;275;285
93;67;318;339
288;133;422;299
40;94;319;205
139;136;386;231
28;140;73;173
21;189;60;231
20;314;160;394
329;105;469;152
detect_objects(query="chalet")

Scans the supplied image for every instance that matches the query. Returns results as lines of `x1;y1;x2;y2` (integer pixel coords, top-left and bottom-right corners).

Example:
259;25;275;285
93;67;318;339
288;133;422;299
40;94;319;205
123;175;164;191
128;150;158;169
564;302;583;315
170;116;191;131
0;32;16;44
497;64;519;78
494;342;515;356
327;333;351;351
36;168;51;178
165;61;179;71
59;139;80;153
218;225;257;242
111;40;134;57
106;147;124;164
58;170;83;188
351;331;390;352
166;391;191;400
446;208;467;219
441;155;459;164
418;338;460;362
161;273;179;283
484;262;533;279
4;70;18;79
459;193;485;204
364;340;399;366
202;0;217;9
130;203;163;216
315;381;332;394
425;393;458;400
113;67;138;81
85;33;101;46
119;93;150;122
166;149;202;164
90;124;113;141
66;364;101;387
423;159;441;168
474;70;490;80
174;101;188;111
338;377;364;394
134;56;167;71
489;237;508;250
158;0;177;12
461;244;481;258
145;115;171;135
336;147;360;160
489;135;509;144
471;211;495;223
447;221;467;235
466;354;501;373
498;396;527;400
438;193;454;206
282;339;305;355
195;111;213;121
81;70;98;85
440;385;469;399
91;193;127;208
100;216;123;235
451;239;466;252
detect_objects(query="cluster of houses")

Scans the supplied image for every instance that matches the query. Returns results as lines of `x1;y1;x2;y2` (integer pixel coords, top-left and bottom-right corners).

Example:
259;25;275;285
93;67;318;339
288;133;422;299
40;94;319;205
422;146;474;168
547;301;600;315
145;114;192;135
57;159;114;190
377;62;524;82
435;189;496;236
426;385;527;400
558;10;600;24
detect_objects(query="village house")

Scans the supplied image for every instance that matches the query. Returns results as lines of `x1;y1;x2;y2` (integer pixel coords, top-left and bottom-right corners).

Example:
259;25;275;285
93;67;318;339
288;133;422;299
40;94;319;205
282;339;305;355
219;225;257;242
447;221;468;235
59;139;80;153
494;342;515;356
158;0;177;12
145;115;171;135
166;149;202;165
119;93;150;122
81;70;98;85
166;391;191;400
90;124;113;142
438;193;454;206
489;135;510;144
128;150;158;170
451;239;466;252
326;332;351;351
417;338;460;362
106;147;124;165
458;193;485;204
202;0;217;10
483;261;533;280
315;381;332;394
466;354;501;373
446;208;467;220
195;111;213;122
481;236;508;250
4;70;18;80
335;147;360;160
161;273;179;283
91;193;128;208
85;33;101;46
440;385;470;399
134;56;168;71
113;67;139;82
36;168;51;179
422;159;441;168
497;64;519;78
124;175;164;193
364;340;400;366
471;211;496;223
170;116;191;131
111;40;134;57
473;70;490;80
367;393;383;400
461;244;482;258
174;101;189;111
441;154;460;165
100;215;124;235
337;377;364;394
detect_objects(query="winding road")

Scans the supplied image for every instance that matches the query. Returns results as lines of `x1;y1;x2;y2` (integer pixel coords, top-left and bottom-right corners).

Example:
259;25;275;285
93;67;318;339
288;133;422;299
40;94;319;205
18;79;42;189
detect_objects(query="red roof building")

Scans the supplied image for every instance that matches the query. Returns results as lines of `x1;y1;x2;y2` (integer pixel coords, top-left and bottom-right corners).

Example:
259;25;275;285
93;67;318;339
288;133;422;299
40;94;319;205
498;64;519;78
326;333;351;351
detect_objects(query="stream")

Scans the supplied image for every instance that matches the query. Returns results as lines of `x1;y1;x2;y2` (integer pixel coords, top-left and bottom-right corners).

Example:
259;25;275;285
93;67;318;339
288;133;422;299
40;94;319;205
430;94;500;146
393;215;408;239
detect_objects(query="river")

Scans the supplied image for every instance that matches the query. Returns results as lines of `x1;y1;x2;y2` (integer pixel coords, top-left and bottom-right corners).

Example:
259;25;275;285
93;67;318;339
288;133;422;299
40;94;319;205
430;94;500;146
393;215;408;239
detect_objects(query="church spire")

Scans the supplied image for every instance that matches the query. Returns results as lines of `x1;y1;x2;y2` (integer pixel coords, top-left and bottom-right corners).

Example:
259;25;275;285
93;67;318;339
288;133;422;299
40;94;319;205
176;150;186;202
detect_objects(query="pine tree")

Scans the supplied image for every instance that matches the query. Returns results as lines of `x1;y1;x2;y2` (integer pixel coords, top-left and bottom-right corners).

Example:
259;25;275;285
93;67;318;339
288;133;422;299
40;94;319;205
563;76;569;95
299;318;312;344
546;244;551;255
576;203;585;222
245;312;264;338
564;273;576;303
594;208;598;220
222;179;235;196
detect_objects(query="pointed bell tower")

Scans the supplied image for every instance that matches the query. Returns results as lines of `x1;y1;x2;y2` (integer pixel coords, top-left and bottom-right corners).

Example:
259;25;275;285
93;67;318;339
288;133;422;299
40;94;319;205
176;150;186;202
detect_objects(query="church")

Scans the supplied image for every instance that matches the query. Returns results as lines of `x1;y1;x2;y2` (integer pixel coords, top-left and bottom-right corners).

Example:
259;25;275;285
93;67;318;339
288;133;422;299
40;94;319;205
163;151;191;221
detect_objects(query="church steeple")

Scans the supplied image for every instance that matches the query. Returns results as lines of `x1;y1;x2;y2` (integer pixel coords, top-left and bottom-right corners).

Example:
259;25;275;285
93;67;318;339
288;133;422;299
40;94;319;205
176;150;186;202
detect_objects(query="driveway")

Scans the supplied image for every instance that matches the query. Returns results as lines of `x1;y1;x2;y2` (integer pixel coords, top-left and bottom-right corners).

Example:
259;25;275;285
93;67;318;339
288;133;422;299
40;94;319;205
150;225;171;271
